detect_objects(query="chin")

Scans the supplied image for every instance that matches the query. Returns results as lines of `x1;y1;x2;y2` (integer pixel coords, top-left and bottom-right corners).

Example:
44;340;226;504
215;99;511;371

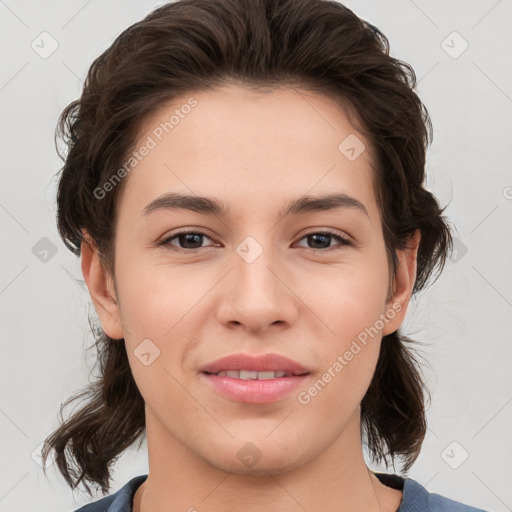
197;435;315;476
209;452;306;476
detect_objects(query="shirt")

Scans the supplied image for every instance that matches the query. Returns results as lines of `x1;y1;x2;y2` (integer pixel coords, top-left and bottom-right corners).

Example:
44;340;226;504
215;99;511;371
73;472;489;511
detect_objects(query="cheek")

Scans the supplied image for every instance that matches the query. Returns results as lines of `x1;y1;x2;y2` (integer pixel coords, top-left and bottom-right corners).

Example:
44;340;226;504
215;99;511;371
297;257;388;405
115;249;201;336
299;271;386;417
303;341;380;431
305;257;390;340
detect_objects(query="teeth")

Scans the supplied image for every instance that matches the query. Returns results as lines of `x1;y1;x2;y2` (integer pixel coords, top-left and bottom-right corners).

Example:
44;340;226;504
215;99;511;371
240;370;258;380
214;370;289;380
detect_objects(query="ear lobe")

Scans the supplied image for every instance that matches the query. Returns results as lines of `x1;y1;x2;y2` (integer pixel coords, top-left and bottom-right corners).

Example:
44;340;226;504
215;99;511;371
80;230;124;340
382;229;421;336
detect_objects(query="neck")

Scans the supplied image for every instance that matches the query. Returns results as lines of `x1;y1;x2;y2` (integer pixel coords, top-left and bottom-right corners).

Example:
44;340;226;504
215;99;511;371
134;409;402;512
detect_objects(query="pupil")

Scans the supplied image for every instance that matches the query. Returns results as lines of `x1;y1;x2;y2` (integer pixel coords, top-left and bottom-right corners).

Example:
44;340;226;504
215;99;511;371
180;233;202;248
309;234;330;249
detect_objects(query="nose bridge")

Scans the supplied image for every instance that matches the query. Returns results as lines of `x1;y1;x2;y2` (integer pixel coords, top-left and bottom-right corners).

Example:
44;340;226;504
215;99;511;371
217;232;297;331
234;233;282;303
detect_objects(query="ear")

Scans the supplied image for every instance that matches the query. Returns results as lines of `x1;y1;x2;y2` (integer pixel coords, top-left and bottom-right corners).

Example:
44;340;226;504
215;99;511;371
80;230;124;340
382;229;421;336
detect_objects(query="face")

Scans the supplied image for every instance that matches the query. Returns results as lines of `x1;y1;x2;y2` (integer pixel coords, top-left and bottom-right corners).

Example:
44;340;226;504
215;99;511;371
83;83;418;475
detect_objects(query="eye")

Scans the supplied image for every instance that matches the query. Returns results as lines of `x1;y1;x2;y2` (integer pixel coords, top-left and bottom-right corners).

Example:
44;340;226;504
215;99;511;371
157;230;216;253
295;229;352;252
157;228;351;254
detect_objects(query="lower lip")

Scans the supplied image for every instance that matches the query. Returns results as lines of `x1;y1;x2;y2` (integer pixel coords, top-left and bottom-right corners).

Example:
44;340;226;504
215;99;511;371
201;373;310;404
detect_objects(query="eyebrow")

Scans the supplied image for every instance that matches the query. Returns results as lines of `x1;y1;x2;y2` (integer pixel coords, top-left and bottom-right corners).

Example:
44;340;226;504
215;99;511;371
142;192;369;219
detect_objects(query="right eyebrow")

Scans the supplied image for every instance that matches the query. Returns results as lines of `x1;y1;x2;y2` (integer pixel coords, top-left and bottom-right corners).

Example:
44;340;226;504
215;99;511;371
142;193;230;218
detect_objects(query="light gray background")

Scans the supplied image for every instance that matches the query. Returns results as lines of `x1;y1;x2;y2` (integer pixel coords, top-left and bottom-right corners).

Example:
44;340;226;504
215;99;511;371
1;0;511;510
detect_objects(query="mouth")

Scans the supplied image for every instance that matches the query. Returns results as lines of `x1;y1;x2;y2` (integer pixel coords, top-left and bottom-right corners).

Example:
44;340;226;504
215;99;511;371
199;352;311;376
202;369;310;380
199;352;312;404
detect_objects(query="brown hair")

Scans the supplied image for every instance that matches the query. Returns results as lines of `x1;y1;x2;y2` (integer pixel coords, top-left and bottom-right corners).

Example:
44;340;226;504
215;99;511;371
42;0;452;496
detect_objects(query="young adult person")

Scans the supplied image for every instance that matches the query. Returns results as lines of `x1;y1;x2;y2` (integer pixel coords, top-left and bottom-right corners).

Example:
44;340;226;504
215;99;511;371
42;1;487;511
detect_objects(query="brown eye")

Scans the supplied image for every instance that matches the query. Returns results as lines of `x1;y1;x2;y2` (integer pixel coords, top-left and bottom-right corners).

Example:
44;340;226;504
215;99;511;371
295;230;351;252
159;231;215;252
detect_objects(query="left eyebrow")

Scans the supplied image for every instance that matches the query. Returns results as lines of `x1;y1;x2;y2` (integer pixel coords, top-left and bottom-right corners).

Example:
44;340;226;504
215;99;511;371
279;192;369;219
141;192;369;219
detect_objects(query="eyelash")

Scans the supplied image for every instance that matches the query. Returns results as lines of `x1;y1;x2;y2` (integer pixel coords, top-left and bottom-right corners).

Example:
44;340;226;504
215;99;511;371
157;229;352;254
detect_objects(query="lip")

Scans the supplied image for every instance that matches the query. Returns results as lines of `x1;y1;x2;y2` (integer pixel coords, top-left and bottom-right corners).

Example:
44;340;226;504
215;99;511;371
199;353;311;404
199;353;310;375
201;373;310;404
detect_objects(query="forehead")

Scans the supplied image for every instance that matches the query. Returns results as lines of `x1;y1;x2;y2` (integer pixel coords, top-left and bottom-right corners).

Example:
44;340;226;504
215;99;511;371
118;84;379;222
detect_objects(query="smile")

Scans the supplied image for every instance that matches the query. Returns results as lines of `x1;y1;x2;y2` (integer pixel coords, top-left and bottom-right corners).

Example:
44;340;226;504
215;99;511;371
206;370;304;379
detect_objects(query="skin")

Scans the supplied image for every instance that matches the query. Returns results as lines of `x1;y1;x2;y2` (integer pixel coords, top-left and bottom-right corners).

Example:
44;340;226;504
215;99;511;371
81;83;420;512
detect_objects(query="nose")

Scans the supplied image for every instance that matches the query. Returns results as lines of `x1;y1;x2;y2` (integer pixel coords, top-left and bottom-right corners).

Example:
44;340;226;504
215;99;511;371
216;238;299;334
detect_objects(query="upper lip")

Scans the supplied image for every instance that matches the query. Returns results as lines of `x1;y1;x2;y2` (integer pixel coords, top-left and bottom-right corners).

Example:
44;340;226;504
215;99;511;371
200;353;310;375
